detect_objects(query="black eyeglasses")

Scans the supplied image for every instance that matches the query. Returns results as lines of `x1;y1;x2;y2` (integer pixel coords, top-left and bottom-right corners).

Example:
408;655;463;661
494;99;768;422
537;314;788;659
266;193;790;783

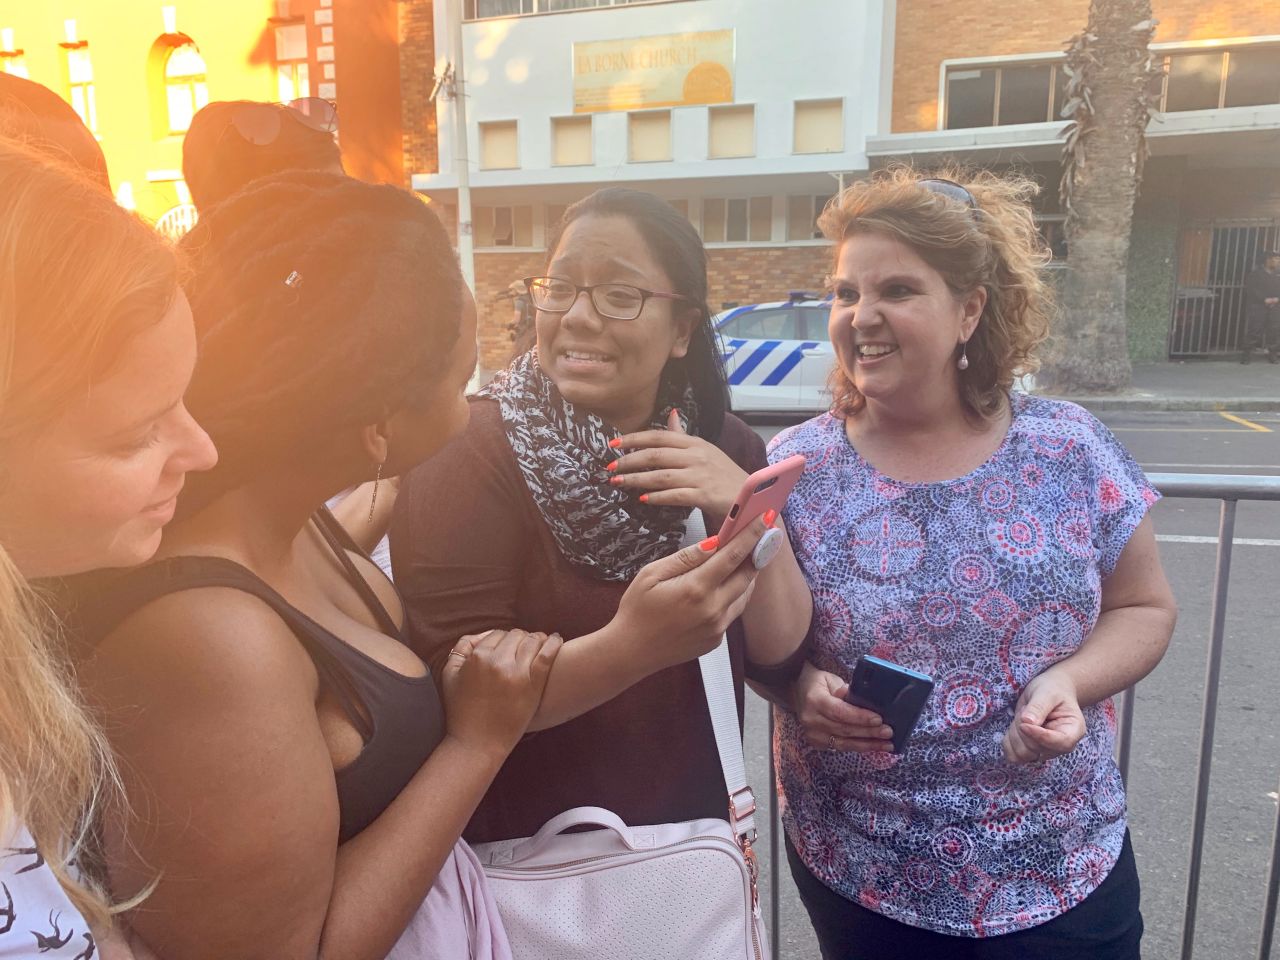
524;276;691;322
229;97;338;146
918;178;978;210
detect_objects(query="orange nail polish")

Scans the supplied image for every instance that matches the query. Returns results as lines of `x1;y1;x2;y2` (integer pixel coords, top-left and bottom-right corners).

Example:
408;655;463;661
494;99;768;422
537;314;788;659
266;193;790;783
607;460;618;472
763;509;778;527
609;476;623;486
698;535;719;552
608;438;622;449
639;493;649;503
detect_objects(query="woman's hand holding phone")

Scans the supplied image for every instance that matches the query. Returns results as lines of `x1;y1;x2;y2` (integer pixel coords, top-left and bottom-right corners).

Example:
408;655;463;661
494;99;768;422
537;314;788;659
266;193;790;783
610;515;769;673
793;662;895;753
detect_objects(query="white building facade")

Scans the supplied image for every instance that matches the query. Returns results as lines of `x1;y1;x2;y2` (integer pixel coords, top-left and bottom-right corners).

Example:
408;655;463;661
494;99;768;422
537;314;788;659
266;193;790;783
411;0;894;366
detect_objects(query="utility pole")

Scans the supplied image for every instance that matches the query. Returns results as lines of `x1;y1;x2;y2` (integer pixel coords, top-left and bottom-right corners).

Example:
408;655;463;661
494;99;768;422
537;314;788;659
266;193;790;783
448;0;474;294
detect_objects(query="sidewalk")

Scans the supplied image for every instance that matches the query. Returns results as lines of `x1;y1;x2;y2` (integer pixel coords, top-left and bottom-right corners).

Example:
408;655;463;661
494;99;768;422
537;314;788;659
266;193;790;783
1041;360;1280;412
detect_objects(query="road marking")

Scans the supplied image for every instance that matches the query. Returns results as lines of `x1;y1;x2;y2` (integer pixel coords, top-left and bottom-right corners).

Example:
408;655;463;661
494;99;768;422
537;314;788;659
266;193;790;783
1112;427;1255;433
1157;535;1280;547
1218;412;1272;433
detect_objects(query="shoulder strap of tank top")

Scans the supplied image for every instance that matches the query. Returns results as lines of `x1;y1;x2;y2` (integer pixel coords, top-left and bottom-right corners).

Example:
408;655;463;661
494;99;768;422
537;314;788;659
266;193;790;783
73;555;374;740
311;507;401;639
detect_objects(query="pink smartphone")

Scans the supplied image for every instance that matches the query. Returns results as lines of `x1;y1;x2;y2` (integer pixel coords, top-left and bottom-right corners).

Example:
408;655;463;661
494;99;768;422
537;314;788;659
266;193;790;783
715;454;806;542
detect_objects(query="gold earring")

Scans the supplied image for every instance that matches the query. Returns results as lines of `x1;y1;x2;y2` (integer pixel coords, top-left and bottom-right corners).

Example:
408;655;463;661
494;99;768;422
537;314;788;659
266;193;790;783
368;463;382;524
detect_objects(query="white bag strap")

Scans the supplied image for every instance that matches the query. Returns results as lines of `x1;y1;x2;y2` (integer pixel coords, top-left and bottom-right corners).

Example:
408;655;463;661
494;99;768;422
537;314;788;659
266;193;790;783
682;510;757;843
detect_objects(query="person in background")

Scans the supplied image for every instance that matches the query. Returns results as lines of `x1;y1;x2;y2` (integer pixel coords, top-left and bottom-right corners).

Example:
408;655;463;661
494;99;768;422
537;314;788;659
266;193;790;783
182;97;396;571
0;73;110;189
392;187;811;848
771;169;1177;960
0;139;216;958
1241;249;1280;365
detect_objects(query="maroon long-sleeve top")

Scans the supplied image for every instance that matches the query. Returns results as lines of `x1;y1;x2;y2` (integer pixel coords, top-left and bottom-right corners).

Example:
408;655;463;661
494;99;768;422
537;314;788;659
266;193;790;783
390;398;791;843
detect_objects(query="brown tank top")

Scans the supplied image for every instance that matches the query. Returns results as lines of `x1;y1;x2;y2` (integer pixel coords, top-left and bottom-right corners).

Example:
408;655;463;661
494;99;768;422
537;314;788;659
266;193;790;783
71;510;444;843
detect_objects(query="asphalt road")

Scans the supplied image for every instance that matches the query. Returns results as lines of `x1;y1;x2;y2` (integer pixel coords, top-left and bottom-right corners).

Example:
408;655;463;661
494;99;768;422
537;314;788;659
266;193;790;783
743;409;1280;960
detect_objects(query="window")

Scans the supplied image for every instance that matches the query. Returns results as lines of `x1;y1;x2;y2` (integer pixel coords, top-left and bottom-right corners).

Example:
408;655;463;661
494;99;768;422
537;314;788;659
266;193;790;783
551;116;592;166
787;195;833;242
803;307;832;341
275;23;310;102
702;197;772;244
1163;52;1222;112
164;42;208;133
1150;45;1280;113
479;120;519;170
944;61;1067;129
708;105;754;159
1224;47;1280;108
474;205;533;247
628;111;671;163
65;46;96;131
793;100;843;154
719;307;800;340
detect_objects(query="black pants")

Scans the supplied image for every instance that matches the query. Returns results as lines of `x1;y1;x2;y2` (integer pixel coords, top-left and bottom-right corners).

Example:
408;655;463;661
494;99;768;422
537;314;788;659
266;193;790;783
1243;307;1280;355
786;832;1143;960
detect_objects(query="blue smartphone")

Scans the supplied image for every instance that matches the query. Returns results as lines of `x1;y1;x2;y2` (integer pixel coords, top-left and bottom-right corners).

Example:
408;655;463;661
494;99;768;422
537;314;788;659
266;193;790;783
843;655;934;754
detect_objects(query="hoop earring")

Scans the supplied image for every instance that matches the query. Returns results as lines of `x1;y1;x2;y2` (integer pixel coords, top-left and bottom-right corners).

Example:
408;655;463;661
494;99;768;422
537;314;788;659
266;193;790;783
957;341;970;371
368;462;382;524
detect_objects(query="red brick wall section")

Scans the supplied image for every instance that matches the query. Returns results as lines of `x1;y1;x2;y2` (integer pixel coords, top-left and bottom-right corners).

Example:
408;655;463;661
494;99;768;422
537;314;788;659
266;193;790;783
333;0;404;186
475;251;546;368
472;245;834;370
398;0;438;185
892;0;1280;132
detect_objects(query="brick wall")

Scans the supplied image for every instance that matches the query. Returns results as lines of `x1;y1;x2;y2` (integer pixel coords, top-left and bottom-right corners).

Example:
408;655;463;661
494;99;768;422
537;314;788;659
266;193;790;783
892;0;1280;132
471;244;834;370
398;0;438;185
475;251;546;368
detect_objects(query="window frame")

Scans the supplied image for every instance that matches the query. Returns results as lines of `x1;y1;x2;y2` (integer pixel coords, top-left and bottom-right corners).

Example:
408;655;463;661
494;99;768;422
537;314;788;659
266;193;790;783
472;203;536;250
939;37;1280;130
478;119;520;171
941;56;1065;130
626;109;672;164
162;41;209;135
465;0;690;21
699;195;774;245
64;43;96;132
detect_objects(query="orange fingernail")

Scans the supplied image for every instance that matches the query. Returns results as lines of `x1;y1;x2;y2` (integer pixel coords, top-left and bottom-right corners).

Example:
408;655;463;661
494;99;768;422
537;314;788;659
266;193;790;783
609;476;623;486
607;460;619;472
763;509;778;527
608;438;622;449
699;535;719;552
639;493;649;503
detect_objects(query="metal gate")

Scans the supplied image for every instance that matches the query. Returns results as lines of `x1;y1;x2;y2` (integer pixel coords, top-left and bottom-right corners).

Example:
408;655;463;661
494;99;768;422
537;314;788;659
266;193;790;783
1169;219;1280;358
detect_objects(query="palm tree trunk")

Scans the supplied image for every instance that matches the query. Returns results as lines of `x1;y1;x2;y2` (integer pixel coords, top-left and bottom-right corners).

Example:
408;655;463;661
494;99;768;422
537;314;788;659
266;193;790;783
1042;0;1156;393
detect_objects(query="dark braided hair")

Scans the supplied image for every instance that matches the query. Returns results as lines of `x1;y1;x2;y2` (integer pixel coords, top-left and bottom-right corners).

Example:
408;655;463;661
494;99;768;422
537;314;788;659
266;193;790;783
177;170;463;513
548;188;729;442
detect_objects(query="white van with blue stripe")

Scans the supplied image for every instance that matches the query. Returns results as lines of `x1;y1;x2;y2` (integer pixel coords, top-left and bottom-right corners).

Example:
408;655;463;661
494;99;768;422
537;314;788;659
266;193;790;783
715;293;835;415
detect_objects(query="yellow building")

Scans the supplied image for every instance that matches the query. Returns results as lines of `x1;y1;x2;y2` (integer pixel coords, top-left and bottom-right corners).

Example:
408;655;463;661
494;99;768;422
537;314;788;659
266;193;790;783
0;0;405;226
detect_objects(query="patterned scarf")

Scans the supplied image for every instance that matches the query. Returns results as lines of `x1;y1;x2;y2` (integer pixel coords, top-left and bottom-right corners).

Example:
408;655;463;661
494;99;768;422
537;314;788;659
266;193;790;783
477;349;698;582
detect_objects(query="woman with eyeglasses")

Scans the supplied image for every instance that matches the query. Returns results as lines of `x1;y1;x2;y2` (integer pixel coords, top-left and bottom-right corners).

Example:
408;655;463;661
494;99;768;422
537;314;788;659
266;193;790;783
769;168;1177;959
391;187;813;850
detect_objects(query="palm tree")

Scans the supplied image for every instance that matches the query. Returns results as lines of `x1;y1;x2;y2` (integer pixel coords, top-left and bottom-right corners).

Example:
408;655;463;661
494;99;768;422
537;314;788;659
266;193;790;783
1041;0;1158;393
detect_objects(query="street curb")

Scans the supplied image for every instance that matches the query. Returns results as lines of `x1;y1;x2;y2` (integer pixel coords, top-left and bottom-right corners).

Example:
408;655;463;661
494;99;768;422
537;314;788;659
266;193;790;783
1036;394;1280;413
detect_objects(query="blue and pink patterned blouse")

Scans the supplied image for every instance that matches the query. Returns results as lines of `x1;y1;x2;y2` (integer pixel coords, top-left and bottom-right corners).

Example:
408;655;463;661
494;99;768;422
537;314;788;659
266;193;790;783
768;393;1159;938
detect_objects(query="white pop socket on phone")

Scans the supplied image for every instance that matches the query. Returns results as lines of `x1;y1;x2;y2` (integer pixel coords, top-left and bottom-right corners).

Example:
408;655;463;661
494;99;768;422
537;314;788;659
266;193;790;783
752;526;784;570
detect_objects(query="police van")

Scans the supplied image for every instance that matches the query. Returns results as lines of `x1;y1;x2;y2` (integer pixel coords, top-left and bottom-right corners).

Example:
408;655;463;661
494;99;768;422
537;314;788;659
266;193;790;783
715;292;835;416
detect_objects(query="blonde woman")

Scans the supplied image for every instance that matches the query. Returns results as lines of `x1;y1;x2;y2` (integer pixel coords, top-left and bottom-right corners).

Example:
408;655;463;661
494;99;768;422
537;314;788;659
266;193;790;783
0;139;216;957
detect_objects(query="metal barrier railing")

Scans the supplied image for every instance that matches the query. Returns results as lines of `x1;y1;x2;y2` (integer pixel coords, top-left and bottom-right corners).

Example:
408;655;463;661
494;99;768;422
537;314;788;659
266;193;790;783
764;472;1280;960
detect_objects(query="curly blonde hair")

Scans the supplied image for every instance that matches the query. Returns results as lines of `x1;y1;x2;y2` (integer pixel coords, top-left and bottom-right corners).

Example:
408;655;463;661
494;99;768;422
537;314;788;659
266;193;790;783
818;165;1054;420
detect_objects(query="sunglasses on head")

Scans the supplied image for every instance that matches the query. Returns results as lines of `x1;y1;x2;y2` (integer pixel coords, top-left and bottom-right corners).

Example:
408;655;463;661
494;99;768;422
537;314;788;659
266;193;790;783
918;177;978;210
229;97;338;146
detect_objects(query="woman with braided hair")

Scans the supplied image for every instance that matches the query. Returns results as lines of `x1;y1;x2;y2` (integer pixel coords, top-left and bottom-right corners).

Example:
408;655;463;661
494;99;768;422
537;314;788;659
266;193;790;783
71;172;765;960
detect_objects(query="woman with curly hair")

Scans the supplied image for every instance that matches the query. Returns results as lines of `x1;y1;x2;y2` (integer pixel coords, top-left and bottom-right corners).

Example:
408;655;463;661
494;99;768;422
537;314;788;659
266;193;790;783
769;168;1177;959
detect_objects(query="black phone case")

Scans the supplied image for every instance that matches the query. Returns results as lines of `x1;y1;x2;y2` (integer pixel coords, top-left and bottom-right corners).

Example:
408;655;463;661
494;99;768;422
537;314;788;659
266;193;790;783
845;659;935;754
